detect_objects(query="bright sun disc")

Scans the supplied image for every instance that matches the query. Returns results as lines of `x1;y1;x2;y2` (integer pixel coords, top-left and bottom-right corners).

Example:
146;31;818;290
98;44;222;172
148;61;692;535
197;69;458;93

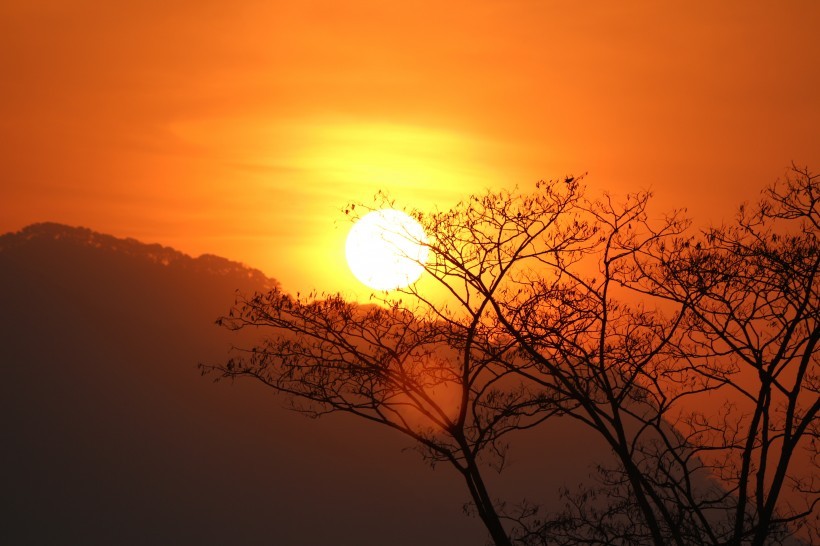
346;209;429;291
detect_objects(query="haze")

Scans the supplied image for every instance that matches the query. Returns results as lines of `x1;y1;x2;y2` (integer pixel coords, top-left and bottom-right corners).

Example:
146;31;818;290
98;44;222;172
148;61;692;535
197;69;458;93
2;1;818;293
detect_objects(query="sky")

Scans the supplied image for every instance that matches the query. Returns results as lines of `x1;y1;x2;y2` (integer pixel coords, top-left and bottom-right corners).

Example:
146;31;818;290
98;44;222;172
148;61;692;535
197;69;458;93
2;0;818;296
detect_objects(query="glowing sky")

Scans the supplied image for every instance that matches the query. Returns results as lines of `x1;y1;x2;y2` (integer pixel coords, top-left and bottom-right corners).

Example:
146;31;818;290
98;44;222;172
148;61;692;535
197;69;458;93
2;1;818;295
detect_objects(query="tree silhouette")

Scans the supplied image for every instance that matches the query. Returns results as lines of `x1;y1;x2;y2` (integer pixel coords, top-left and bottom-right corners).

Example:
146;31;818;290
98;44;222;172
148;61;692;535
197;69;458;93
202;167;817;546
626;164;819;546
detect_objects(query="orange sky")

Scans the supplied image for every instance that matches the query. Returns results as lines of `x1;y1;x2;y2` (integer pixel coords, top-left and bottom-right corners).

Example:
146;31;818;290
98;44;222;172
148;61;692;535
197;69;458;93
2;1;818;296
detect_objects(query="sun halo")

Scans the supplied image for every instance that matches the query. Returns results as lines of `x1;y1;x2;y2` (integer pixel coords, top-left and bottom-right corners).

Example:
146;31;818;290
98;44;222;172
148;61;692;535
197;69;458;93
345;209;429;291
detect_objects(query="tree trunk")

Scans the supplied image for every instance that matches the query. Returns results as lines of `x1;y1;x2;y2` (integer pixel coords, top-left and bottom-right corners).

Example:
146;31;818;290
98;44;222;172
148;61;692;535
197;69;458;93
461;465;512;546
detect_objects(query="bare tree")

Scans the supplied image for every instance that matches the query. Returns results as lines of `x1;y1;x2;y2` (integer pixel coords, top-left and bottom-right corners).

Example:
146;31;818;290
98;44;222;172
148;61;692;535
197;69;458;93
509;166;818;546
201;181;590;546
629;165;819;545
202;169;818;545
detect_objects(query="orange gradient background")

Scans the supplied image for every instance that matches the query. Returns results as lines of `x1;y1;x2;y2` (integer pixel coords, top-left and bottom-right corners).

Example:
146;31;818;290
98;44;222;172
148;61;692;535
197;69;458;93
1;1;818;296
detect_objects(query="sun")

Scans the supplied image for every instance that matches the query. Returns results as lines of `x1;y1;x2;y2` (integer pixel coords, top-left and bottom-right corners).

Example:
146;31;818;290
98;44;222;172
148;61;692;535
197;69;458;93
346;209;429;291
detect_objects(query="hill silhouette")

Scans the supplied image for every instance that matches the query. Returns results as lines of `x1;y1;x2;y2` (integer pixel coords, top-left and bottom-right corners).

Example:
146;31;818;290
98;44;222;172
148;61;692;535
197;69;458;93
0;223;614;545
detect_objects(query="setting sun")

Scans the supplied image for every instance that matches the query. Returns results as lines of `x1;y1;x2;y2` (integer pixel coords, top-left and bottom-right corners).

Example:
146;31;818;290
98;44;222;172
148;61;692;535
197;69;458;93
345;209;429;290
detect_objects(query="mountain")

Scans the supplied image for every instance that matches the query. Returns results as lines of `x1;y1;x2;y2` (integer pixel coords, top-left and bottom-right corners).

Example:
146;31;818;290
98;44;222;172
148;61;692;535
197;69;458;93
1;223;606;545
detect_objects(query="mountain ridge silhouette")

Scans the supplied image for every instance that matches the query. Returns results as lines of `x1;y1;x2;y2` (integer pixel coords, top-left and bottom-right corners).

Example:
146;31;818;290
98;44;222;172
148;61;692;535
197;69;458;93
0;222;277;290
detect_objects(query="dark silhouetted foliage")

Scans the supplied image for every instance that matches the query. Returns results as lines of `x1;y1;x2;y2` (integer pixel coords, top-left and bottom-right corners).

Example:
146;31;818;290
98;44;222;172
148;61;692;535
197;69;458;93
205;166;818;546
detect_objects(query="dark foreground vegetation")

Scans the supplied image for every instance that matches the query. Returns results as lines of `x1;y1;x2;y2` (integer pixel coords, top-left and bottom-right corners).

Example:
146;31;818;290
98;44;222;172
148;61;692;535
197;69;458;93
206;166;818;546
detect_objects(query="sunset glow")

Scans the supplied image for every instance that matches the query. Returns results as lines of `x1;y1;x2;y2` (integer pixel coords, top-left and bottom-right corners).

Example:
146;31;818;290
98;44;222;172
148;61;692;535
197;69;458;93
346;209;428;291
1;1;817;297
2;2;818;545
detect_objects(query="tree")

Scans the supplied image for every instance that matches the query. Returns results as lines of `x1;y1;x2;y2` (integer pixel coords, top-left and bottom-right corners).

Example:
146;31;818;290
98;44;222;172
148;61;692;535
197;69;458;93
202;167;818;545
630;164;819;546
507;166;818;546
